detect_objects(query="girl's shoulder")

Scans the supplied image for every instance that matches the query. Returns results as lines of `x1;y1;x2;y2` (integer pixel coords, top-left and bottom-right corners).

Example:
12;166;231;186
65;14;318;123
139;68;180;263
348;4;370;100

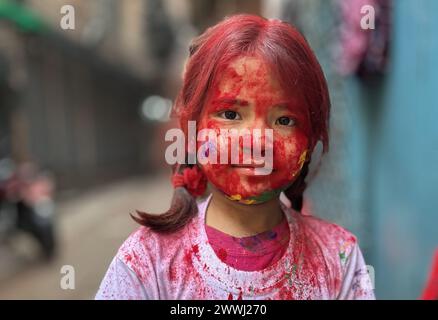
120;224;191;250
301;214;357;242
115;221;194;273
294;212;358;258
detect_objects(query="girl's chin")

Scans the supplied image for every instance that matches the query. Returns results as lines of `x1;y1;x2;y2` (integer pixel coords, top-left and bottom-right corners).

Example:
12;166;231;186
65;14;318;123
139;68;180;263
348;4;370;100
211;183;272;200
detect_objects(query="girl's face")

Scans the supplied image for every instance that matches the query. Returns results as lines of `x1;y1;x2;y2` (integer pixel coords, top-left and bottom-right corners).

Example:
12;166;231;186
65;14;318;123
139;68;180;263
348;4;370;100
197;56;310;204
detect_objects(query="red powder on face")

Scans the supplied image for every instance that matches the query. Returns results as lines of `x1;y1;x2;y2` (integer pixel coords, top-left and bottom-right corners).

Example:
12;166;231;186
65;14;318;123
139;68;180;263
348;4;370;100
210;97;249;113
197;56;309;200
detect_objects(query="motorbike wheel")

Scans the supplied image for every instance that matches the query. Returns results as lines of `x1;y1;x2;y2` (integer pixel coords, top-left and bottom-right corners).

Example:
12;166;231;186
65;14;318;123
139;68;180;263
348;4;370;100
17;201;57;260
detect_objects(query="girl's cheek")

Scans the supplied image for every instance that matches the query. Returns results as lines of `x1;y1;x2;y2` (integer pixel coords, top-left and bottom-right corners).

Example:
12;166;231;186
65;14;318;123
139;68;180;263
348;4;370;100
273;131;308;177
196;119;229;177
198;116;219;130
197;118;240;165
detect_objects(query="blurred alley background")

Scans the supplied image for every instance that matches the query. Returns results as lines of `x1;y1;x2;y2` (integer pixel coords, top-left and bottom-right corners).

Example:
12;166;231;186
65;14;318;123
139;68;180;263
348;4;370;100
0;0;437;299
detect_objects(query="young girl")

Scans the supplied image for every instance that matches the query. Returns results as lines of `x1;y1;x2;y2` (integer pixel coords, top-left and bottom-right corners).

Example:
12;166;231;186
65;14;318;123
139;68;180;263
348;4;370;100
96;14;375;300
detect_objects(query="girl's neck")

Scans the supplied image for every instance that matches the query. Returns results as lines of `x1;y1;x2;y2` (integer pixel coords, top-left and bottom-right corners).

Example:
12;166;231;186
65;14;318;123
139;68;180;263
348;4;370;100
205;188;285;237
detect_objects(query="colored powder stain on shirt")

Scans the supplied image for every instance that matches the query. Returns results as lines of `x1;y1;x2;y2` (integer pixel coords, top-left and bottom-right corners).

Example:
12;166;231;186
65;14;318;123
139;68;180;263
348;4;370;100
124;253;132;262
168;266;176;281
227;291;243;300
217;248;227;262
205;217;290;271
95;194;376;300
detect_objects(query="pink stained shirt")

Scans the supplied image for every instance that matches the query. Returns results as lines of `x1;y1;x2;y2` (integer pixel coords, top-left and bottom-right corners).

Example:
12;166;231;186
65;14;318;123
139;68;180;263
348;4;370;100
96;193;375;300
205;216;290;272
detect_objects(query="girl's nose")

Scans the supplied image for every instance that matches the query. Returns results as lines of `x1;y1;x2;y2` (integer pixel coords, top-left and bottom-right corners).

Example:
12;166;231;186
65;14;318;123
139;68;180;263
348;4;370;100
240;125;269;158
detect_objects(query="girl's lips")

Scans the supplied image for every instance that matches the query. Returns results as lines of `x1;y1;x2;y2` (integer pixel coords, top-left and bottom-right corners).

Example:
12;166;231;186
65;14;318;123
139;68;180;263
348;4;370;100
231;164;274;176
231;163;265;168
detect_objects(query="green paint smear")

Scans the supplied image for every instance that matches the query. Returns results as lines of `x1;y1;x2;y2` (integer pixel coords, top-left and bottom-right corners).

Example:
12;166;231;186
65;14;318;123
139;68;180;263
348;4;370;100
246;189;282;203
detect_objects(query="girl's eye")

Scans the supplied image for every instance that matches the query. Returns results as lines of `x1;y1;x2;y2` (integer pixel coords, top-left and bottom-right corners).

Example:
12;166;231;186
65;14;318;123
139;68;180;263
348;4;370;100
218;110;241;120
276;116;296;127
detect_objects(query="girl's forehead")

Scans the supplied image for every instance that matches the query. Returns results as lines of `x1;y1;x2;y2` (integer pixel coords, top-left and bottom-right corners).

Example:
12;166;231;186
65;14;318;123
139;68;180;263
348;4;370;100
227;56;269;76
214;56;286;101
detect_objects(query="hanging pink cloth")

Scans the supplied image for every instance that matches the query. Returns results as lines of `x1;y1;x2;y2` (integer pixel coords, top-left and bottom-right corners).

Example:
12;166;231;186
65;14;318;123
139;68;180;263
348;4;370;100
337;0;392;78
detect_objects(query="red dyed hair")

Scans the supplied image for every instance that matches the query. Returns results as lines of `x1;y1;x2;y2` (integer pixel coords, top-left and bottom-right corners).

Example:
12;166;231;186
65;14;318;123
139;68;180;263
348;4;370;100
132;14;331;232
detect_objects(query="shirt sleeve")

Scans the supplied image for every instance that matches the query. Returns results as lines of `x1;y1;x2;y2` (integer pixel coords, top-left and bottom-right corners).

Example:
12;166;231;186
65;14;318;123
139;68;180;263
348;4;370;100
336;243;376;300
95;256;149;300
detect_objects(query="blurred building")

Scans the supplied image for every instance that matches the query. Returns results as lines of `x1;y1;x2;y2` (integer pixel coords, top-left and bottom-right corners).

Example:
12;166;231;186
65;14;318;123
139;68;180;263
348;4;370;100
0;1;158;190
0;0;265;190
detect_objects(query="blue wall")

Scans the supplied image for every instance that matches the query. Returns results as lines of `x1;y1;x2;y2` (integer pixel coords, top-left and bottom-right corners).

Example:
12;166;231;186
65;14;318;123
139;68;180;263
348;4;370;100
346;0;438;299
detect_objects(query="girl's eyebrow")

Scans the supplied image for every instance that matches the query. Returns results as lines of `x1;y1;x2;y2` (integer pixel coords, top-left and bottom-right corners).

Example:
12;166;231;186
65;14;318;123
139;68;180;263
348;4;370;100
272;101;290;108
210;98;301;112
212;97;249;107
273;101;303;112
